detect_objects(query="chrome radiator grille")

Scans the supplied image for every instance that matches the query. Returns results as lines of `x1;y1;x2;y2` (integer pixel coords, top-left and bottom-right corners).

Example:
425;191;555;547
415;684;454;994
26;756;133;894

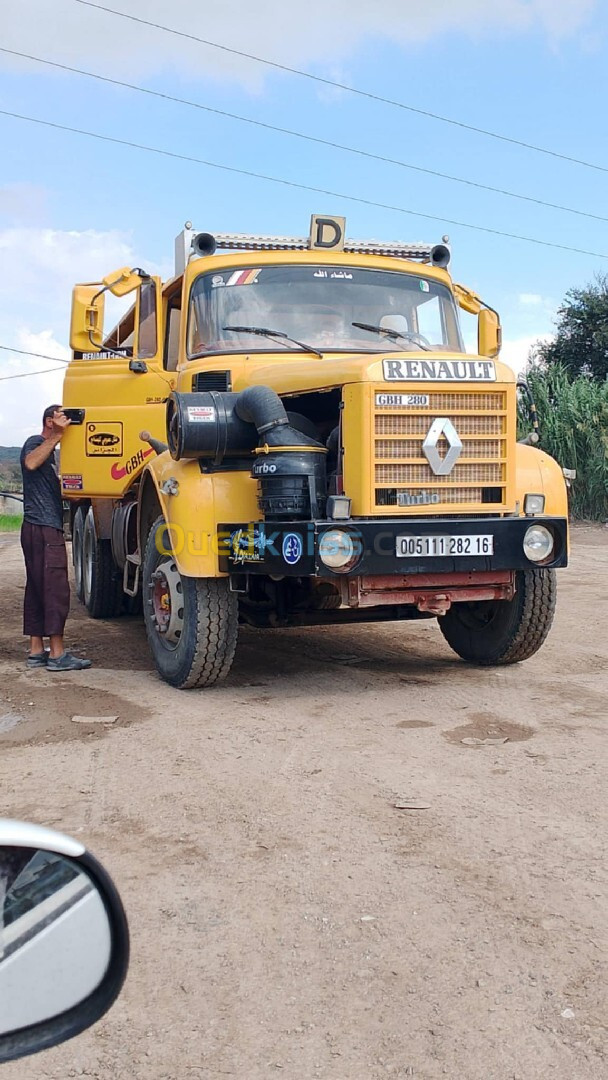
373;390;508;510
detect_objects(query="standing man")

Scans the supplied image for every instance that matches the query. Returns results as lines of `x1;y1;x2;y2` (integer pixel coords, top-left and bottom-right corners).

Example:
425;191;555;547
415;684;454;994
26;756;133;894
20;404;92;671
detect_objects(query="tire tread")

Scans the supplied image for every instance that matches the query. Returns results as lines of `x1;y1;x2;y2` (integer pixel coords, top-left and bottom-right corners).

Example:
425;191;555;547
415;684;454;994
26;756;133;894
84;511;124;619
143;517;238;689
439;569;557;666
72;506;85;604
182;577;238;689
496;569;556;664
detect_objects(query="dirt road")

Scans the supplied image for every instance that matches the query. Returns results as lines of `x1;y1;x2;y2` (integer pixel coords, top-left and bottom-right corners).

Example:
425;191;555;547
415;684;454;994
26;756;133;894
0;527;606;1080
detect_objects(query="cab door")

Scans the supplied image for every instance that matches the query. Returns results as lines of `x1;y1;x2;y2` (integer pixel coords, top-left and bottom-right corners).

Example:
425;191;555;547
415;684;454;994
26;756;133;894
62;275;175;498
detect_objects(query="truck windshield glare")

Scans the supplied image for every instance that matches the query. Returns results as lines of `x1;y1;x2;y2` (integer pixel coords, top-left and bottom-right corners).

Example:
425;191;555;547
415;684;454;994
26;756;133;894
187;265;464;356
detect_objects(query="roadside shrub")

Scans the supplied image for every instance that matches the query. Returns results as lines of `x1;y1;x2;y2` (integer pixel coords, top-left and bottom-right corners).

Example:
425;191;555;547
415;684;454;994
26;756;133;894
0;514;23;533
518;364;608;521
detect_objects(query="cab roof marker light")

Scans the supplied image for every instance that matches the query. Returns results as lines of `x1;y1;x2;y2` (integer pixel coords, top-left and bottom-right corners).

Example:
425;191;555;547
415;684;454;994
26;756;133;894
176;228;445;261
174;216;452;274
209;235;443;261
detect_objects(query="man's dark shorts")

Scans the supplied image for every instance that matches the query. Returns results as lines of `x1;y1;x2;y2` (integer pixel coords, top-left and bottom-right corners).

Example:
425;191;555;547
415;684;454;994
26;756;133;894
21;522;70;638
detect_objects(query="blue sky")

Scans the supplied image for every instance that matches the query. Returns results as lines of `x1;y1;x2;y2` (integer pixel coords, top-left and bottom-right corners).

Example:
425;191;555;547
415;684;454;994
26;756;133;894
1;0;607;443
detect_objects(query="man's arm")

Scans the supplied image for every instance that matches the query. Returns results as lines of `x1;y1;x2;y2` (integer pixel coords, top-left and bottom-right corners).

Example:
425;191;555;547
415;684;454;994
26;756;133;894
24;416;70;471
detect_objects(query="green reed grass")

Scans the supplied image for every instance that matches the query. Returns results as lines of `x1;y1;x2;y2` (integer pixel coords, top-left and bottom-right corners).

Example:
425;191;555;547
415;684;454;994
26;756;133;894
519;364;608;520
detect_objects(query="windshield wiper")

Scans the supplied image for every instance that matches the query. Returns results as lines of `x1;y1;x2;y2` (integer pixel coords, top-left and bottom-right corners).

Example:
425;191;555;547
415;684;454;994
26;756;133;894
223;325;323;359
352;321;432;351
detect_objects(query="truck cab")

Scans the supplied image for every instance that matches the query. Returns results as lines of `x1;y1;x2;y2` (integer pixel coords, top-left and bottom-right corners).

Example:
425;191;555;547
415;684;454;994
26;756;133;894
61;214;568;688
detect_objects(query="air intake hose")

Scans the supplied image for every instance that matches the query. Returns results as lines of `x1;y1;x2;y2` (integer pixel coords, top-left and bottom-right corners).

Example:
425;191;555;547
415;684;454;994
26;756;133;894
235;386;321;449
167;385;328;520
235;386;328;520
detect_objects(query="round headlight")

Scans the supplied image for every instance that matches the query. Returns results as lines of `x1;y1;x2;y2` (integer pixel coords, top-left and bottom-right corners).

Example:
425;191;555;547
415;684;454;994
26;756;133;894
523;524;554;563
318;529;358;571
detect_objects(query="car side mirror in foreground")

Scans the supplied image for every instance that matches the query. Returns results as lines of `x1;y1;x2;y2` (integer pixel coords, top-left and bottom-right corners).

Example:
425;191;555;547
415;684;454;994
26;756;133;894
0;820;129;1065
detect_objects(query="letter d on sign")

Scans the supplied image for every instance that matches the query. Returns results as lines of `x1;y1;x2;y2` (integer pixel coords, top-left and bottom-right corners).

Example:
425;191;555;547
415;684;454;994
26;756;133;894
309;215;346;251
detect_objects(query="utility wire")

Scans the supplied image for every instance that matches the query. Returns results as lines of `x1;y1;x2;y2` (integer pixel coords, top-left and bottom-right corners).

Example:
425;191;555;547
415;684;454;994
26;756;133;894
0;344;69;380
4;46;607;226
0;344;69;363
0;366;67;381
76;0;608;176
1;107;606;259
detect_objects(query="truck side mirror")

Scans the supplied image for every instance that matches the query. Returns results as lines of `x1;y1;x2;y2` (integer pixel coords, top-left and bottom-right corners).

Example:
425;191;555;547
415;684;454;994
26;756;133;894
0;819;129;1065
478;308;502;358
103;267;146;297
69;286;106;353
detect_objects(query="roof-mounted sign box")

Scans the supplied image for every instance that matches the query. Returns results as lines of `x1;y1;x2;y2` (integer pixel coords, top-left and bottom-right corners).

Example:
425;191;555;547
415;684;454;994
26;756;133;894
308;215;346;251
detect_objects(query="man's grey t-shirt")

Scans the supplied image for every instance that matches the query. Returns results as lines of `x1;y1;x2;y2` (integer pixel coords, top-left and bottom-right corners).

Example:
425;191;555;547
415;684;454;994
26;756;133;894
20;436;64;531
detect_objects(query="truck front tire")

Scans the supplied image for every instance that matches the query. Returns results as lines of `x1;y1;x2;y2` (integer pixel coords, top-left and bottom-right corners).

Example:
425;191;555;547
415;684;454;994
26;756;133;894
142;517;238;689
82;508;124;619
438;568;557;665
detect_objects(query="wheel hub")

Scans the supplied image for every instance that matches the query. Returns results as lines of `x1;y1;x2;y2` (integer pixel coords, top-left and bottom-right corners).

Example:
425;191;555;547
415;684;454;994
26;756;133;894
149;560;184;643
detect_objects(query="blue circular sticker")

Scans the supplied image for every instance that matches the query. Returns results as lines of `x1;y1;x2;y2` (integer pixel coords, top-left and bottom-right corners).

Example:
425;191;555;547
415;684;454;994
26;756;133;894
282;532;303;566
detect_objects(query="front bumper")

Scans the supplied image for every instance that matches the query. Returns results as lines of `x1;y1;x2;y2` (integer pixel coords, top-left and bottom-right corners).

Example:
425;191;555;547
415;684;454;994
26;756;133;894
218;516;568;577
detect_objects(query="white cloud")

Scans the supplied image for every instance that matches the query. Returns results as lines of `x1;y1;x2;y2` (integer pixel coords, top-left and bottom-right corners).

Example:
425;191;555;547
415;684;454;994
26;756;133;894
0;224;153;446
0;222;170;324
0;1;597;86
0;331;67;446
518;293;543;305
18;330;69;364
501;332;553;375
0;225;134;308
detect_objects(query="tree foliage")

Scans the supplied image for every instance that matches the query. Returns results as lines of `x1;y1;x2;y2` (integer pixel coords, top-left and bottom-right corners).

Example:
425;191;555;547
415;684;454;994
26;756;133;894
0;447;21;493
535;274;608;380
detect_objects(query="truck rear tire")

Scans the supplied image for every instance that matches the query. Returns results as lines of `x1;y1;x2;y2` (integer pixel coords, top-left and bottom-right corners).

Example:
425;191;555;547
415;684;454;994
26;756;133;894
438;568;557;665
123;591;142;616
142;516;238;689
72;507;85;603
82;508;124;619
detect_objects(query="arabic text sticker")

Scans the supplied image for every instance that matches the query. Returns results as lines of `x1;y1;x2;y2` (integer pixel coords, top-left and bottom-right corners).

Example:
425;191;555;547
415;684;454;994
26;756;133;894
419;280;430;293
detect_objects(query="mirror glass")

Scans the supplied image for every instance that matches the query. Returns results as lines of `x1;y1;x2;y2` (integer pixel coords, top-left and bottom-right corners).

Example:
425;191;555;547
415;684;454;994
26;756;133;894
0;848;112;1034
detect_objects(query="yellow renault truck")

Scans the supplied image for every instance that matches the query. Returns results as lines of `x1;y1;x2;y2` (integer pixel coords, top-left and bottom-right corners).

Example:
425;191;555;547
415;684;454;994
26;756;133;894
61;214;568;688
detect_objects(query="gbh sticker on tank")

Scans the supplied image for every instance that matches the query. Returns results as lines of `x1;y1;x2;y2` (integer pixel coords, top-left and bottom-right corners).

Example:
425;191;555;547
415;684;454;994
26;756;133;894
110;446;154;480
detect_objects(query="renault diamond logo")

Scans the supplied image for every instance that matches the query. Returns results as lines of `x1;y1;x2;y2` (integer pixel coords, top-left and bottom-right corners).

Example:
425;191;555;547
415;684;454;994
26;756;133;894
422;417;462;476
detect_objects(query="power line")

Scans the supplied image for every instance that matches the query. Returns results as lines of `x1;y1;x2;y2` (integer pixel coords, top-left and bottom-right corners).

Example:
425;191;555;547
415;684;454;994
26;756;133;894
4;46;607;226
1;107;606;259
0;344;69;380
75;0;608;176
0;366;67;381
0;344;69;363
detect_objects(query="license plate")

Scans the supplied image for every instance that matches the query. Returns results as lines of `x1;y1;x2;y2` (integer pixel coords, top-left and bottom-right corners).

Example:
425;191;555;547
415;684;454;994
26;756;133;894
396;534;494;557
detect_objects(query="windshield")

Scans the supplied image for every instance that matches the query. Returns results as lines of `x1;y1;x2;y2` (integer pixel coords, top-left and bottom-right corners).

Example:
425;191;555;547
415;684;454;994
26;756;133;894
187;265;464;356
